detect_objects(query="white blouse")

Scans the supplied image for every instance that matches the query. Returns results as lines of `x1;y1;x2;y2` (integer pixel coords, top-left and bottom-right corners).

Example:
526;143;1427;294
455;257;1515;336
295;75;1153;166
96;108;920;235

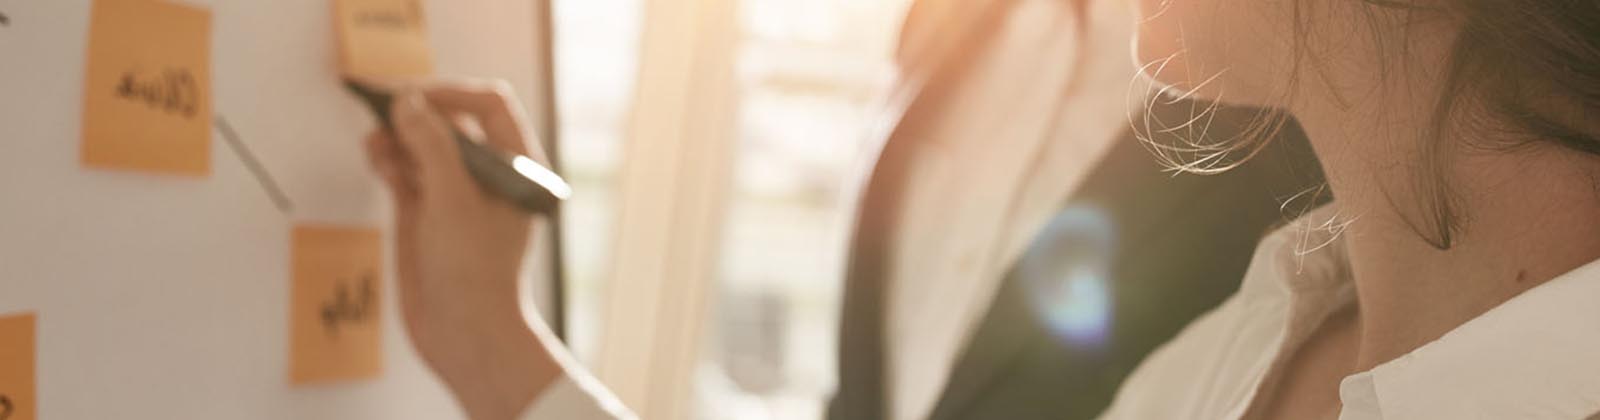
520;208;1600;419
1100;211;1600;419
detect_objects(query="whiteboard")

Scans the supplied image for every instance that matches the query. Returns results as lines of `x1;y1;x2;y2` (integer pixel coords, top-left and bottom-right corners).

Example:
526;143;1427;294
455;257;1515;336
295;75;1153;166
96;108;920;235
0;0;554;418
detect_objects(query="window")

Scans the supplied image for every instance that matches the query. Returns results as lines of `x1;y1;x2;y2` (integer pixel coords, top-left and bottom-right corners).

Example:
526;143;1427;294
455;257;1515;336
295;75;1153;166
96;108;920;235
553;1;910;417
551;0;641;362
699;1;909;418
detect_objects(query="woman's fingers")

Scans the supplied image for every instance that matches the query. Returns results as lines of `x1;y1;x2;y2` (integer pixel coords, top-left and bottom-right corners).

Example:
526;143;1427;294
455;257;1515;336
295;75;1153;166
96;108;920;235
388;89;473;196
366;129;424;326
421;81;540;160
364;130;418;202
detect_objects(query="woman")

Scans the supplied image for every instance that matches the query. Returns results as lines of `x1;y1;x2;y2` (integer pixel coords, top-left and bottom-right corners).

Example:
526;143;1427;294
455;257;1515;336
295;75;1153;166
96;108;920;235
371;0;1600;418
1104;0;1600;418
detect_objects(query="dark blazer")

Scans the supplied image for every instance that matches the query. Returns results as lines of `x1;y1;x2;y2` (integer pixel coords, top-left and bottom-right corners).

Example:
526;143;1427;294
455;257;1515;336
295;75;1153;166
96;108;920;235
827;0;1327;418
827;1;1019;418
918;107;1324;420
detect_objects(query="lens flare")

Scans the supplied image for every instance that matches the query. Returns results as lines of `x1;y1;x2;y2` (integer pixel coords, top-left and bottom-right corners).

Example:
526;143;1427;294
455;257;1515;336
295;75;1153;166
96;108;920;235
1017;205;1117;349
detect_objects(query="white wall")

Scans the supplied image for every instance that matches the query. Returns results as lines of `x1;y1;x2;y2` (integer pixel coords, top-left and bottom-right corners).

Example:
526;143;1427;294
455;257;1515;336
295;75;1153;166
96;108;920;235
0;0;551;418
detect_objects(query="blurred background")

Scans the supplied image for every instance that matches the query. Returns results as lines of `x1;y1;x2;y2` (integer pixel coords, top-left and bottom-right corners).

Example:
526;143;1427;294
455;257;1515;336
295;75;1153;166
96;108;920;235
551;0;911;418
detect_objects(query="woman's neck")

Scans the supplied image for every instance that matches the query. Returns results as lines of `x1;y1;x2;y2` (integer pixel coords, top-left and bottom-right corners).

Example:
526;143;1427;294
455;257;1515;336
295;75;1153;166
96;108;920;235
1294;102;1600;372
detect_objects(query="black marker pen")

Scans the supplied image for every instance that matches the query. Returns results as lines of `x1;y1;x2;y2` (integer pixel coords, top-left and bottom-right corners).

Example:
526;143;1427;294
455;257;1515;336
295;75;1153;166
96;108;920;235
344;80;570;214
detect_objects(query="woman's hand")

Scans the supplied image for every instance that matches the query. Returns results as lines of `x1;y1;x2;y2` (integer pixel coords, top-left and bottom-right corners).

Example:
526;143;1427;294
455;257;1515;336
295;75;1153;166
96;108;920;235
363;80;562;420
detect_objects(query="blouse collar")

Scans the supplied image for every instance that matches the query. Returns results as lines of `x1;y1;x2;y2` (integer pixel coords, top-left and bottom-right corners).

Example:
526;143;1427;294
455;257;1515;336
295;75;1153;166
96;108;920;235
1254;207;1600;419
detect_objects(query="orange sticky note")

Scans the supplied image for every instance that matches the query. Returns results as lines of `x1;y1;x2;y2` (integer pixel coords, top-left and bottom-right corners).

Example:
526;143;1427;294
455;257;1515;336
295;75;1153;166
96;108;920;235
0;313;36;420
80;0;213;176
332;0;434;78
289;225;383;385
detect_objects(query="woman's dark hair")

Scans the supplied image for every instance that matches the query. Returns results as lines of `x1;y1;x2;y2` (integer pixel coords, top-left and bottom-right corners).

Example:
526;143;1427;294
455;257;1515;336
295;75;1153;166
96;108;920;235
1402;0;1600;248
1139;0;1600;249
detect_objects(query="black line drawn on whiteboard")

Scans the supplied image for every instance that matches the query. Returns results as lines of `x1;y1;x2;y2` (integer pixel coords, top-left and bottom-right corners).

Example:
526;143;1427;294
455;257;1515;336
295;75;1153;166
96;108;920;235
215;115;295;215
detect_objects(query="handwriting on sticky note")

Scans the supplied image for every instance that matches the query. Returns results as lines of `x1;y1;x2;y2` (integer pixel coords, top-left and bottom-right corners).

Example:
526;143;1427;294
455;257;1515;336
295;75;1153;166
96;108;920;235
0;313;35;420
115;68;201;119
290;225;383;385
80;0;212;176
333;0;433;78
356;8;418;29
320;271;376;336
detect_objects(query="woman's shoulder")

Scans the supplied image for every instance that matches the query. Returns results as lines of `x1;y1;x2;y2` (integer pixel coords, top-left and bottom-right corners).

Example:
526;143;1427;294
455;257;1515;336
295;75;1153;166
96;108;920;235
1098;292;1290;419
